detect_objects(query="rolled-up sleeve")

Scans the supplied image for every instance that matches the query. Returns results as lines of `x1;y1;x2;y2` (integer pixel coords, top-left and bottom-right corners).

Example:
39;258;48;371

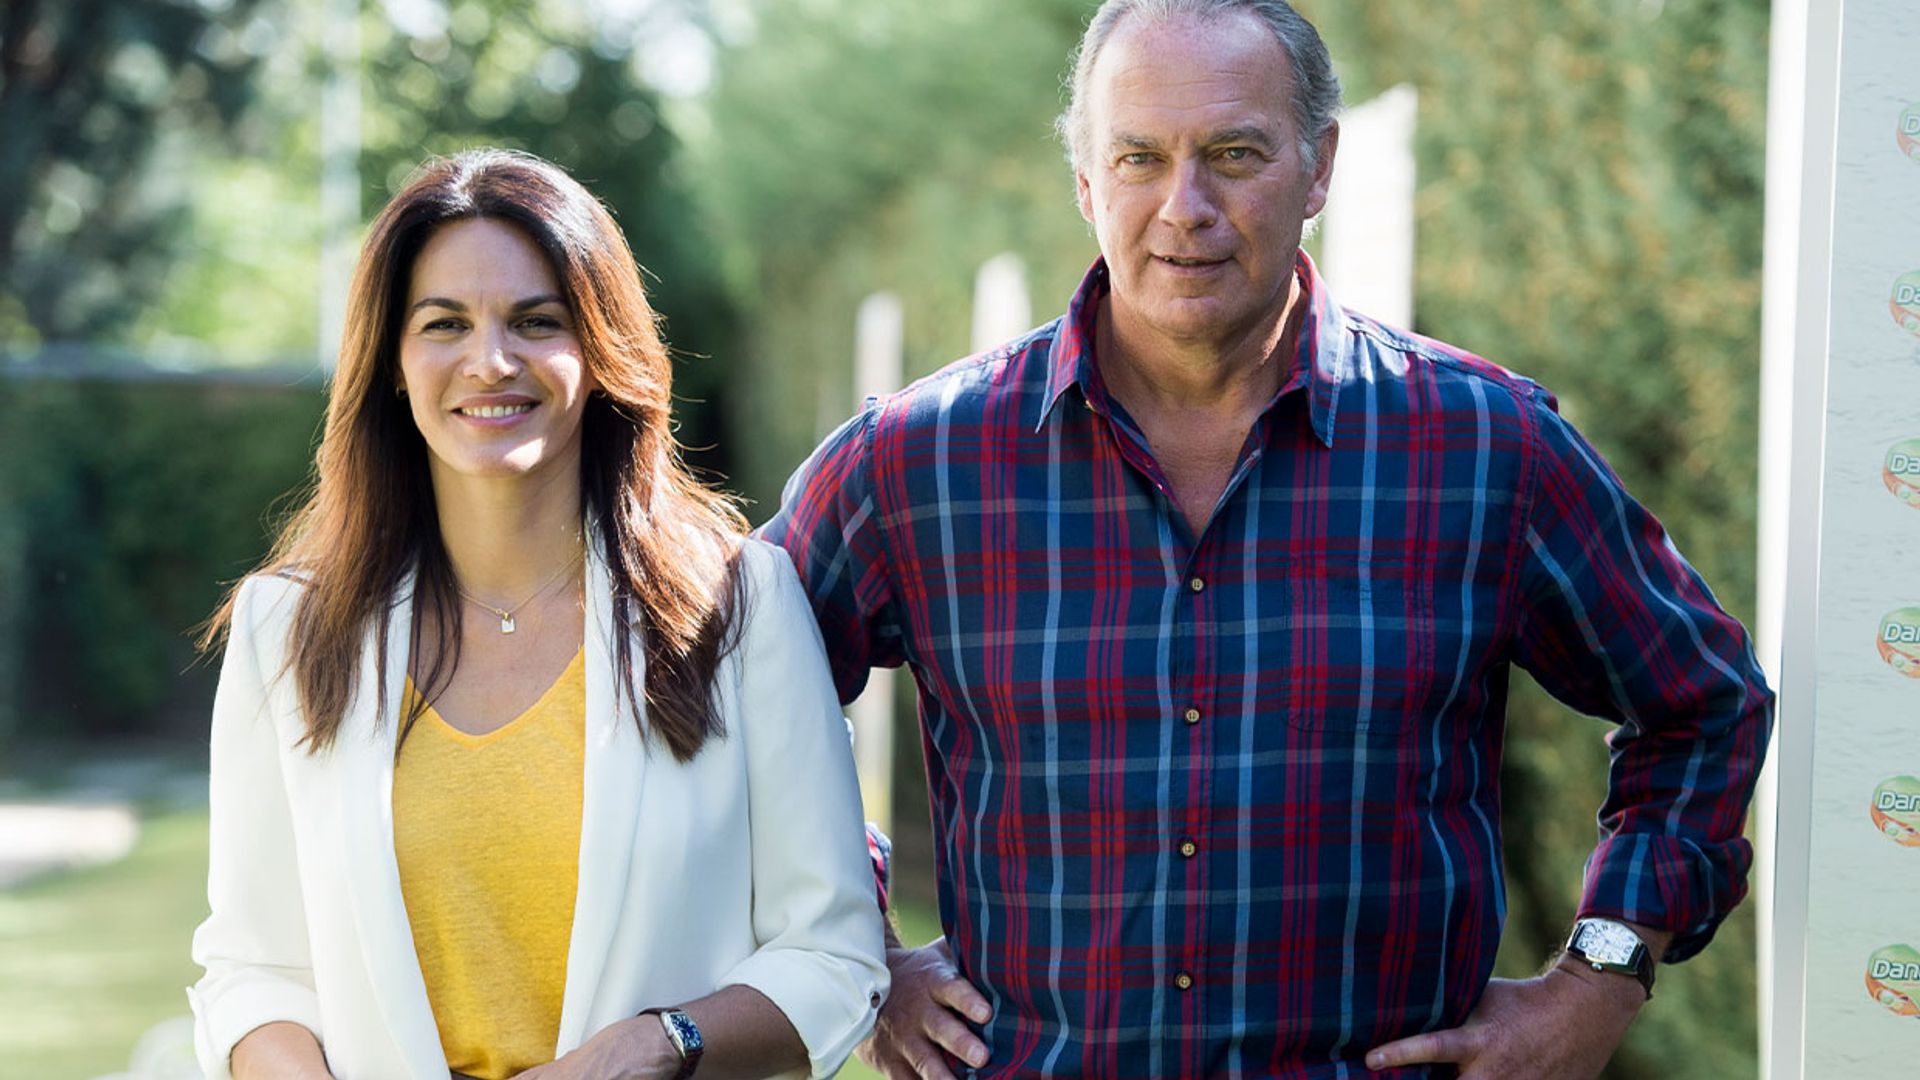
187;577;325;1076
716;544;890;1076
1512;391;1775;962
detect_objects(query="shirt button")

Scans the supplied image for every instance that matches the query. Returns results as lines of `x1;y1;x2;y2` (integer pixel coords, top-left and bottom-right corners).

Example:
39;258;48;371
1179;839;1198;858
1174;972;1194;990
1183;707;1201;725
1188;577;1205;593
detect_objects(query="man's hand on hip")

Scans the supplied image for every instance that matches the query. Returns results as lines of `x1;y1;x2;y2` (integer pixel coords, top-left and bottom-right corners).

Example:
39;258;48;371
857;937;992;1080
1361;960;1647;1079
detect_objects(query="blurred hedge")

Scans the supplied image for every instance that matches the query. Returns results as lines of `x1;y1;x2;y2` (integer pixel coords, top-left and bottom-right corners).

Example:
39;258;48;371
0;374;321;745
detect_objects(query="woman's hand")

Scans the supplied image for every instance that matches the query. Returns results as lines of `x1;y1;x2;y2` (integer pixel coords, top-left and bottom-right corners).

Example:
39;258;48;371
513;1015;680;1080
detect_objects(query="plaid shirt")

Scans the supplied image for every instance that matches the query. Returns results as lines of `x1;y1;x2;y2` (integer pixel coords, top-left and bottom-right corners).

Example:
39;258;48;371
760;255;1772;1079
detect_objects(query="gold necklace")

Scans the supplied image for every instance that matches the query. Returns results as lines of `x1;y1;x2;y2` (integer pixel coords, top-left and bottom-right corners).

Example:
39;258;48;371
456;551;583;634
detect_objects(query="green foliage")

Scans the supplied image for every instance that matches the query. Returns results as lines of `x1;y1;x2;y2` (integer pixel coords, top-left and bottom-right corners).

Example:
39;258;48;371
698;0;1100;506
0;0;271;344
0;377;321;742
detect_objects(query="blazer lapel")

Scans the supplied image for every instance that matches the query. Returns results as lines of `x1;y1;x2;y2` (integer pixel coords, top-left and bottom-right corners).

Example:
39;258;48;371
336;572;447;1075
556;550;648;1051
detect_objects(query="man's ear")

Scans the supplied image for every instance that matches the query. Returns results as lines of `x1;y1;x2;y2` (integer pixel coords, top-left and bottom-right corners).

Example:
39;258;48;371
1076;170;1096;227
1303;119;1340;220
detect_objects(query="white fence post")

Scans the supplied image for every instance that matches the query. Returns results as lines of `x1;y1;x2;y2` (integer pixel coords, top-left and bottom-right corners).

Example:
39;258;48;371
847;293;904;831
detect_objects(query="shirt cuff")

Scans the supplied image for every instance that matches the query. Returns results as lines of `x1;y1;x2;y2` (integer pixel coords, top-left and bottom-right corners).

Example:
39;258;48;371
718;950;885;1079
866;822;893;914
188;974;324;1080
1577;831;1751;963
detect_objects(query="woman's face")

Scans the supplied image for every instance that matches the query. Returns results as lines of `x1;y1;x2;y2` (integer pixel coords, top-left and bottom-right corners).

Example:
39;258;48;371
397;217;597;488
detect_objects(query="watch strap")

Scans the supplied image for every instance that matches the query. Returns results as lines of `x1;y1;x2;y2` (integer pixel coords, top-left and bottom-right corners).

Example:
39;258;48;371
640;1007;703;1079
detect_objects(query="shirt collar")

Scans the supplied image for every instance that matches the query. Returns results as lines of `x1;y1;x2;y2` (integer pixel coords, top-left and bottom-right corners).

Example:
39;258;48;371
1037;251;1349;448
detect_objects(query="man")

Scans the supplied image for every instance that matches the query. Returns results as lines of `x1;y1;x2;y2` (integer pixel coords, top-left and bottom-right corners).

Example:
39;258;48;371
760;1;1773;1076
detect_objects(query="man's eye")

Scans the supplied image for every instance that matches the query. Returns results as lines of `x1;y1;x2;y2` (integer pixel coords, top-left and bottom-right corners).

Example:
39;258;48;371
1220;147;1253;161
1120;152;1154;167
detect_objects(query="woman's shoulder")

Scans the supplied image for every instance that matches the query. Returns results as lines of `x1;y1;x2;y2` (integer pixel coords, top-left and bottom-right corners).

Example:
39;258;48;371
226;568;317;640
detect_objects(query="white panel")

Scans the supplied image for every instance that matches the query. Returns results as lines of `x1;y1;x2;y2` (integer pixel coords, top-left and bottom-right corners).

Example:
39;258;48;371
1767;1;1920;1075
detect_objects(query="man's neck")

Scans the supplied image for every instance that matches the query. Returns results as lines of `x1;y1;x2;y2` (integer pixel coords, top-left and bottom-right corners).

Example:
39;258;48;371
1095;277;1304;423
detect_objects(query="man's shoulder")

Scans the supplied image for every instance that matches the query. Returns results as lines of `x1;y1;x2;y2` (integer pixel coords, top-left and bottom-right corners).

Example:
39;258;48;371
865;318;1063;433
1338;307;1550;420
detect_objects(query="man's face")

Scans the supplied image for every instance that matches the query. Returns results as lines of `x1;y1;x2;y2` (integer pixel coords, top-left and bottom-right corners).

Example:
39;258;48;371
1076;10;1337;353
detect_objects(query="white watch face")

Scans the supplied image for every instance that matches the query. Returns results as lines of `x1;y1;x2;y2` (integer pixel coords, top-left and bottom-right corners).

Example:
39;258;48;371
1575;920;1643;966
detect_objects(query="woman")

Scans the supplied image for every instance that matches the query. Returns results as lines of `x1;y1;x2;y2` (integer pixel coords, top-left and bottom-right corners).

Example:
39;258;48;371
189;149;887;1080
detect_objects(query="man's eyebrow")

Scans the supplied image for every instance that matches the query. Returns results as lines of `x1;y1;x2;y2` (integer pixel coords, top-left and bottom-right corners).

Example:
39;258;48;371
1106;128;1279;152
1207;126;1278;150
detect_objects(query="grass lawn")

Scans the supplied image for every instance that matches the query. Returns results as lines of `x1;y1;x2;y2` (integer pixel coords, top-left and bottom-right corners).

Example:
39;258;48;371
0;804;945;1078
0;806;210;1078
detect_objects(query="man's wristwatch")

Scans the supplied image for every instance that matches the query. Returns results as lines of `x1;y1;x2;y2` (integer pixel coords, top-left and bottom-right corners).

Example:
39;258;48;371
640;1007;704;1079
1563;917;1656;999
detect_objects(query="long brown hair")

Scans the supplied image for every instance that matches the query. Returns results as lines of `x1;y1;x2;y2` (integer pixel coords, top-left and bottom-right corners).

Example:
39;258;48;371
203;148;747;761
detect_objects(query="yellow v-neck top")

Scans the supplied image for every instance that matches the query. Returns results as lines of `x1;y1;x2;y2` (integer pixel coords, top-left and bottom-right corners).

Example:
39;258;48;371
393;649;586;1080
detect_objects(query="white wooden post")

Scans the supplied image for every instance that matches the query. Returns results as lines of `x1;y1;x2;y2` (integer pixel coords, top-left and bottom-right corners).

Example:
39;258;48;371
1316;84;1417;329
848;293;903;831
971;253;1031;353
317;0;361;373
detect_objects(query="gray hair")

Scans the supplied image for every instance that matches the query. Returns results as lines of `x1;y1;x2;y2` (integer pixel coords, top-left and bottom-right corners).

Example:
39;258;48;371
1056;0;1343;172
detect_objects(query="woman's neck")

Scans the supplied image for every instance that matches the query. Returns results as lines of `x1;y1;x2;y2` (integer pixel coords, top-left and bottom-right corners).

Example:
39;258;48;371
428;462;586;605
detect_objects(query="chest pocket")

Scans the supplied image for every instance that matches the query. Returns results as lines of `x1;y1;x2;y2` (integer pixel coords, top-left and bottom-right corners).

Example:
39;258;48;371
1269;554;1470;737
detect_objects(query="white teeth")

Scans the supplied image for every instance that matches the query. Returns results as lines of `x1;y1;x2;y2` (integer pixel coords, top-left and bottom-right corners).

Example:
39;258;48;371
461;403;535;419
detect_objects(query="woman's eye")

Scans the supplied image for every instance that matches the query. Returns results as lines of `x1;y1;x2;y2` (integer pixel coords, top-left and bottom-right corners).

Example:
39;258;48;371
421;317;463;332
519;315;563;331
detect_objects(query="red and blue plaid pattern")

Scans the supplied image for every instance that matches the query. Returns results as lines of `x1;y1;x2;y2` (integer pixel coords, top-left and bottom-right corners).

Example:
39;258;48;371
760;255;1772;1079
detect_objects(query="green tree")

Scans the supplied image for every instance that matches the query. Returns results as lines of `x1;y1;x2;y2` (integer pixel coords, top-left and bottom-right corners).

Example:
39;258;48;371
0;0;270;347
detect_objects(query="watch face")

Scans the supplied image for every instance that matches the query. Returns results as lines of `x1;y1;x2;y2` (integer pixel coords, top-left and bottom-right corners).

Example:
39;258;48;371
1575;921;1643;966
667;1011;704;1054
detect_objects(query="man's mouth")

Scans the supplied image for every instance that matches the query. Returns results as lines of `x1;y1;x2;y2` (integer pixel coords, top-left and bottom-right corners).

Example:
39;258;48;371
1159;255;1225;268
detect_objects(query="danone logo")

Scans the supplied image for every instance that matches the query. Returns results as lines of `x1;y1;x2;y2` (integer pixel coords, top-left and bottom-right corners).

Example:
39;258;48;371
1902;105;1920;161
1871;776;1920;846
1896;272;1920;336
1888;440;1920;509
1868;945;1920;1017
1897;272;1920;337
1880;609;1920;677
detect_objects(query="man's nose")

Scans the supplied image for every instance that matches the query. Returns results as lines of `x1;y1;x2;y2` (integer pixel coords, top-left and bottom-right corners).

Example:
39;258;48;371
1158;160;1220;230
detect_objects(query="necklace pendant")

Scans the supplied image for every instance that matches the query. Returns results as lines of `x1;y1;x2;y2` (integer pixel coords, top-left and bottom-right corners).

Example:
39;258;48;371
500;614;516;634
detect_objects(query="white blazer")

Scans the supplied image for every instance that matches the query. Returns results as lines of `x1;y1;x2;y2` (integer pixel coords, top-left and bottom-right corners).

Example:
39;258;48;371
189;539;888;1079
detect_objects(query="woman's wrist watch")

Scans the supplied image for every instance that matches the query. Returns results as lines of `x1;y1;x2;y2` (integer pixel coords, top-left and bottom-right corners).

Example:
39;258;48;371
640;1007;703;1079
